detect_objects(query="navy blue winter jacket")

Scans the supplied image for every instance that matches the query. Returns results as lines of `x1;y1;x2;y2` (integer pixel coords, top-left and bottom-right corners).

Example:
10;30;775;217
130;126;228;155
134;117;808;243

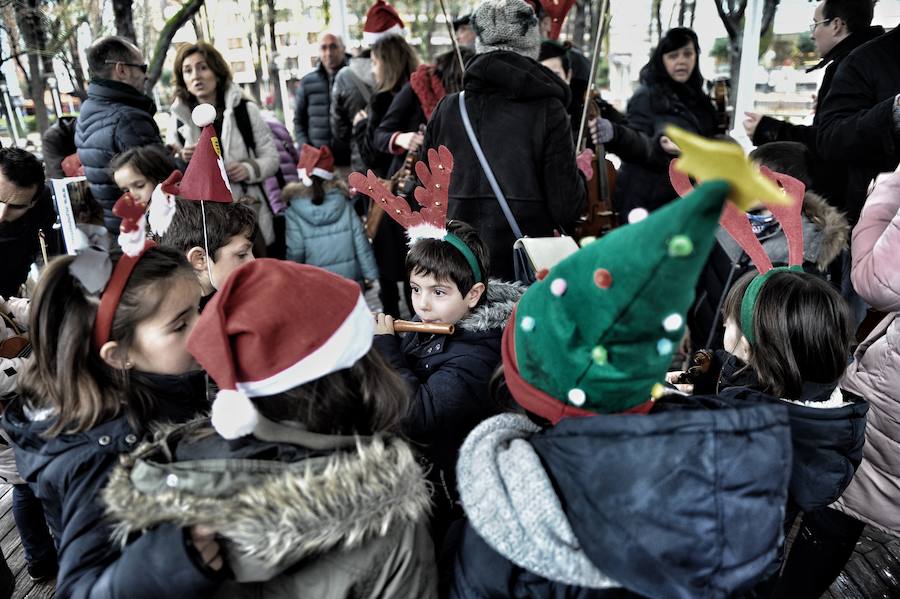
1;372;215;598
449;393;793;599
75;80;163;233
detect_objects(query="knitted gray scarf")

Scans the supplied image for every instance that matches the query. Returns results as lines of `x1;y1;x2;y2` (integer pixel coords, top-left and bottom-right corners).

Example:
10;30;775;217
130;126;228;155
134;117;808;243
456;413;620;589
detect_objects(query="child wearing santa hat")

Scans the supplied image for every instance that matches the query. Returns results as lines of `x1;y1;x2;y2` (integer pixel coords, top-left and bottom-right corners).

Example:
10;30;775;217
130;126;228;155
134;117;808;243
283;144;378;289
102;259;437;597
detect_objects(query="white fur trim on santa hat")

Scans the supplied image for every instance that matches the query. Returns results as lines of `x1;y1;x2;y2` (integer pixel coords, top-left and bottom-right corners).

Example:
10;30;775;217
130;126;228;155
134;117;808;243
362;23;404;45
211;388;259;439
236;293;374;397
148;184;177;235
298;167;335;187
118;215;148;257
406;223;448;245
192;103;217;127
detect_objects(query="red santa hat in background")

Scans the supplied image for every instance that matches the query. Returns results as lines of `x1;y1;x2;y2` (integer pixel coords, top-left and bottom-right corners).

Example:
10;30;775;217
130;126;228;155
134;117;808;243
363;0;405;45
187;259;375;440
297;144;335;187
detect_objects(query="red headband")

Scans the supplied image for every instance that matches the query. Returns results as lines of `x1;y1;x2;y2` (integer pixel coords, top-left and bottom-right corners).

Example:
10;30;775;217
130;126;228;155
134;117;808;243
92;240;156;351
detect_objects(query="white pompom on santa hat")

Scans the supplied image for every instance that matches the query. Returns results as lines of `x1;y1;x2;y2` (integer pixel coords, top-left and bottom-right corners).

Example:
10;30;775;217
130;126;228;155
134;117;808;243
187;259;375;439
363;0;405;45
297;144;335;187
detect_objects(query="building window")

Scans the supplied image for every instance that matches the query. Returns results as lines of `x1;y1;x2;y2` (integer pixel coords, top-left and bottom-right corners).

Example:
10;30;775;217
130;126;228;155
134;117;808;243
227;37;243;49
231;61;246;73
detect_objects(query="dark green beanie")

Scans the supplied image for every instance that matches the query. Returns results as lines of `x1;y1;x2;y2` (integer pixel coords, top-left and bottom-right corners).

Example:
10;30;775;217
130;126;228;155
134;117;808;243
512;180;731;415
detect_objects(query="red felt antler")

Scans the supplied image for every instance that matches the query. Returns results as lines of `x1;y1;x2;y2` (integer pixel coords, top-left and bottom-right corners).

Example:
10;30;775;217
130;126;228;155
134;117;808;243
348;170;418;228
159;170;183;196
412;146;453;229
668;159;806;273
113;192;147;233
349;145;456;240
760;166;806;268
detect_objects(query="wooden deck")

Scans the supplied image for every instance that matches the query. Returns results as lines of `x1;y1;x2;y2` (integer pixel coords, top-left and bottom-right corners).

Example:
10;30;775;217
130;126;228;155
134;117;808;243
0;485;53;599
0;481;896;598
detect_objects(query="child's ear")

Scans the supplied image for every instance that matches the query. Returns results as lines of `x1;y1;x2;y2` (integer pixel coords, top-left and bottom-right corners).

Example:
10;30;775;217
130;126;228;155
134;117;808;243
466;282;486;309
99;341;133;370
733;335;752;362
186;246;209;272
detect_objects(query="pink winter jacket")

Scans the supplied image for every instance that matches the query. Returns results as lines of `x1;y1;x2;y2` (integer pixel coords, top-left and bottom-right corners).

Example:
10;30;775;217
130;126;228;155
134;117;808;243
836;169;900;537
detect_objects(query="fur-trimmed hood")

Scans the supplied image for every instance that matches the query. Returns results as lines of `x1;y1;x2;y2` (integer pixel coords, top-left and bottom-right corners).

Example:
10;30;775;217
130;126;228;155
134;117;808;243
103;419;431;582
457;279;524;334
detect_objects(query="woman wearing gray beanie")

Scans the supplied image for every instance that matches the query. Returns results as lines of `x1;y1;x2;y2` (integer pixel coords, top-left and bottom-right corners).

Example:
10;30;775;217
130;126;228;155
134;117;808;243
422;0;587;281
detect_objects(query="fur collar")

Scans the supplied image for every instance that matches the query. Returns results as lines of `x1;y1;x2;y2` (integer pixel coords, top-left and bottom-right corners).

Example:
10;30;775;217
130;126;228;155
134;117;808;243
802;191;849;270
458;279;525;333
103;422;431;576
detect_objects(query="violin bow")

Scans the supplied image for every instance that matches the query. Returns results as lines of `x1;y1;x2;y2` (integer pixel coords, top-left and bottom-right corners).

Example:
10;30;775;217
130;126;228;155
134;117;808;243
575;0;611;152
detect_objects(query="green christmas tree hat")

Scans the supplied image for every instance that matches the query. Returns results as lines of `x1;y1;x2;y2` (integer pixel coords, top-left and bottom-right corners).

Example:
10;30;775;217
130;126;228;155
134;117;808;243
502;126;791;424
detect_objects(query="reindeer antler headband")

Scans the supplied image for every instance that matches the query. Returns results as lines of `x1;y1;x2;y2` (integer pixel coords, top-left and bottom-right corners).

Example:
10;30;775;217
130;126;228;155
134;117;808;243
669;159;806;345
349;145;483;282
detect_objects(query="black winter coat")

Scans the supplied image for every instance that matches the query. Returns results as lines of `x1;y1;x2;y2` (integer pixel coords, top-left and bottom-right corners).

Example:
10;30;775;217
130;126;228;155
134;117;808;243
374;82;426;178
752;27;884;204
372;280;521;522
816;26;900;224
331;58;374;171
354;88;409;282
293;61;348;163
1;372;214;598
0;186;57;298
423;51;587;281
613;77;717;221
75;80;163;234
41;115;78;179
449;393;793;598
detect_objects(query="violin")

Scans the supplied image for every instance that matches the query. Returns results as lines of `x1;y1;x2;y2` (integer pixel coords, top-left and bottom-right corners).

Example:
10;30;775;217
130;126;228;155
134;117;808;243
364;124;427;241
713;78;731;135
575;92;618;239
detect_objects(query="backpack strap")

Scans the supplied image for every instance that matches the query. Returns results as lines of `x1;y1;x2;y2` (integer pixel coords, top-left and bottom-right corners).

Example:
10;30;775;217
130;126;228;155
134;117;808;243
234;99;287;189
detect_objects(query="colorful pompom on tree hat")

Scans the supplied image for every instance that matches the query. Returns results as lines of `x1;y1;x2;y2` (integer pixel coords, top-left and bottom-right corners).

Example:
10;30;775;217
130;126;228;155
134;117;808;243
504;126;794;424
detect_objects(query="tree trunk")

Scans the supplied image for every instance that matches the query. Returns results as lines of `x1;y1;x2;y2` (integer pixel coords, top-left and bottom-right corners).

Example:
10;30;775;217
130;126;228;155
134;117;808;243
192;15;205;41
112;0;137;43
250;0;265;103
17;0;49;135
265;0;283;115
145;0;206;93
68;38;86;97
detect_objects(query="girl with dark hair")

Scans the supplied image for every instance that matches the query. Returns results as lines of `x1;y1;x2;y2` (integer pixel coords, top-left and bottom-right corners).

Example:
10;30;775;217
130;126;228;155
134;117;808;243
685;269;869;592
0;245;217;596
111;145;180;205
613;27;718;221
102;259;437;597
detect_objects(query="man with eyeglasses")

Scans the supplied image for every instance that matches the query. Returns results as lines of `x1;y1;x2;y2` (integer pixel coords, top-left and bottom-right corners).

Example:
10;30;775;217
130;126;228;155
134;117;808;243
0;148;58;298
75;36;165;236
743;0;882;201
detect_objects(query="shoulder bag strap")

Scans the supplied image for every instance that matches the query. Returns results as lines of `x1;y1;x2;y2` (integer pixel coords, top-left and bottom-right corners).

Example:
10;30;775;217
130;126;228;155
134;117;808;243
457;91;524;239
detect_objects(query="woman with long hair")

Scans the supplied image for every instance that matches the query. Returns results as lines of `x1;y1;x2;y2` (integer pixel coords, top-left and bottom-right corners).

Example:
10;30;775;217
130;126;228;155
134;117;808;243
167;42;280;250
612;27;718;222
351;34;420;318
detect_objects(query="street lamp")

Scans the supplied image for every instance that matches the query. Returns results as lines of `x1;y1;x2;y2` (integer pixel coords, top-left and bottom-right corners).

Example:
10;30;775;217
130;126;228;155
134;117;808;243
46;75;63;118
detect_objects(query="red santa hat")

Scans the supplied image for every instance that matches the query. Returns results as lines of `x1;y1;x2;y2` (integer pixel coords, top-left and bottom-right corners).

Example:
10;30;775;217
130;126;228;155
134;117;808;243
157;104;233;206
297;144;335;186
187;259;375;439
363;0;405;45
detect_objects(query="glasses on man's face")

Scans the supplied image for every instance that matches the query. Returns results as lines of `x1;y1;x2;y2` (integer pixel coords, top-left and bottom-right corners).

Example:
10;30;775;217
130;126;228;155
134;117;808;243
809;18;833;33
105;60;148;73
